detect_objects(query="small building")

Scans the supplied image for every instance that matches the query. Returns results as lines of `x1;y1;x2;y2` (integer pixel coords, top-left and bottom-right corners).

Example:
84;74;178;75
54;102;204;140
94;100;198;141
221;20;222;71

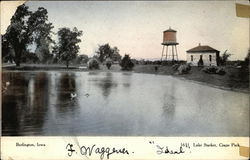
186;44;220;66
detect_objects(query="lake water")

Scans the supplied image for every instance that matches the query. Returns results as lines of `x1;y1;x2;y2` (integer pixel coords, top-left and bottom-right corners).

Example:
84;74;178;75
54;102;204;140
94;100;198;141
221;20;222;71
2;71;249;136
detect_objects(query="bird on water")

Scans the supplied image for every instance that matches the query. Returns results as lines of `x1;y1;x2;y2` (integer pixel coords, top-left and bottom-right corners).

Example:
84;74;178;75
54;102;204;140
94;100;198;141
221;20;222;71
70;92;77;100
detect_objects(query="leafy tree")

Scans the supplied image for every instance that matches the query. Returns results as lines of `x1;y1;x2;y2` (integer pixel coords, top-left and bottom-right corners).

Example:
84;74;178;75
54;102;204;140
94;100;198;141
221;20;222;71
34;39;51;63
3;5;54;66
219;50;231;66
27;7;54;46
57;27;83;68
51;44;59;63
27;7;54;63
4;4;31;66
112;46;121;62
1;34;14;63
96;43;112;63
87;58;100;69
2;35;8;59
76;54;89;64
95;44;121;63
22;52;39;64
120;54;134;70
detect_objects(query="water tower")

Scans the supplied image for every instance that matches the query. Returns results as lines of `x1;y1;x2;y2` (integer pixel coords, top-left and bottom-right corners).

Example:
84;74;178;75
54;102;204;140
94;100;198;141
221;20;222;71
160;27;179;61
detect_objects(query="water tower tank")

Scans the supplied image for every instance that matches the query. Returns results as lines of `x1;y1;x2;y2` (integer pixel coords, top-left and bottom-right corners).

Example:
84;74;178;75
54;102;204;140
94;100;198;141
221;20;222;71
162;27;178;45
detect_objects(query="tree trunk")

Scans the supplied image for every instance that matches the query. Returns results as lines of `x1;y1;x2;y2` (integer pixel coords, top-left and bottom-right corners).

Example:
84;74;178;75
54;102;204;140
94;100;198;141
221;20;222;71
16;61;20;67
14;48;21;67
66;61;69;69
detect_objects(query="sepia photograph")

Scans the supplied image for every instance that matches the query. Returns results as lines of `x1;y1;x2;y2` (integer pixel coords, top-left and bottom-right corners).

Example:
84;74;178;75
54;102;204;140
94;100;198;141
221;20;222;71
1;0;249;139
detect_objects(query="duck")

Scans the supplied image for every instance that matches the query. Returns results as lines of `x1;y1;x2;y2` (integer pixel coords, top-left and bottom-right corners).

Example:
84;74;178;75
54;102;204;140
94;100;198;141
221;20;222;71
84;93;90;97
2;81;10;94
70;92;77;100
6;81;10;86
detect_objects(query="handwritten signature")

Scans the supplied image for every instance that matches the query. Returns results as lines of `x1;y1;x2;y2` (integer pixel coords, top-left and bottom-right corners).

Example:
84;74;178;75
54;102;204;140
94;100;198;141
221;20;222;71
156;145;185;154
66;143;130;160
149;141;186;155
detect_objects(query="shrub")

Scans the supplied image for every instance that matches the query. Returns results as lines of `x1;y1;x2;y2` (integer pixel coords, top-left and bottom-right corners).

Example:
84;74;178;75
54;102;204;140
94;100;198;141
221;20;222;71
202;66;226;75
120;54;134;70
244;49;249;66
87;58;100;69
161;61;171;66
218;50;231;66
216;68;226;75
106;62;112;69
105;57;112;69
177;63;191;74
172;64;180;71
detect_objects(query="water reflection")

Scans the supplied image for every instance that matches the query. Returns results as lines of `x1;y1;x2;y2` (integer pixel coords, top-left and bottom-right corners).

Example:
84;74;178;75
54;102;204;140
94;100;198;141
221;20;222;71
2;95;20;135
162;84;176;120
2;71;249;136
2;72;29;135
162;97;175;118
24;73;49;134
97;72;117;98
88;71;101;76
2;72;49;135
28;76;35;107
121;72;132;88
56;73;78;114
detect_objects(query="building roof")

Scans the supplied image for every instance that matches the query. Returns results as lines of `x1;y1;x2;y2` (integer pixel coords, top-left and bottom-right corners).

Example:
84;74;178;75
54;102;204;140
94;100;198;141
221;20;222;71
187;45;219;53
163;28;176;32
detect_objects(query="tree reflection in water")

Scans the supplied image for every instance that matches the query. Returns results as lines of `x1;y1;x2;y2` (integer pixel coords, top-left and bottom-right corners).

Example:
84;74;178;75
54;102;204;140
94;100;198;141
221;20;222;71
56;73;78;114
27;73;49;132
2;72;29;135
162;83;176;120
2;95;20;135
97;72;117;98
2;71;248;136
121;72;132;89
2;72;49;135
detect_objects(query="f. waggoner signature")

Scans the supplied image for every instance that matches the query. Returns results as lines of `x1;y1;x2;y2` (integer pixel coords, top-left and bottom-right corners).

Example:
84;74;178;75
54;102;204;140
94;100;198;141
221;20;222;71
66;143;130;160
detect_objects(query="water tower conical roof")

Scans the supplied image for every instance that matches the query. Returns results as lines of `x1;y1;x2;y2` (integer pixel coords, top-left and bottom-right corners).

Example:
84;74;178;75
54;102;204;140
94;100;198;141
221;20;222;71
163;28;176;32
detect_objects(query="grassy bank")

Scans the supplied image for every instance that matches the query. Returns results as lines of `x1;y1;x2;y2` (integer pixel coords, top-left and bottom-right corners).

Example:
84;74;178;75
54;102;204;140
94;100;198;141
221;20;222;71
2;63;249;93
134;64;249;93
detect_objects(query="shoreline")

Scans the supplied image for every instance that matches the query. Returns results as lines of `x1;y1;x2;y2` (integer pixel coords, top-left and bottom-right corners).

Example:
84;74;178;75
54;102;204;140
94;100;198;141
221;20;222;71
2;64;249;94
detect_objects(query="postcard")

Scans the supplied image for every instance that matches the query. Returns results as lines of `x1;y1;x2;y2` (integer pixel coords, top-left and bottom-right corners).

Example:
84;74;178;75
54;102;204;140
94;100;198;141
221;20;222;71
1;0;249;159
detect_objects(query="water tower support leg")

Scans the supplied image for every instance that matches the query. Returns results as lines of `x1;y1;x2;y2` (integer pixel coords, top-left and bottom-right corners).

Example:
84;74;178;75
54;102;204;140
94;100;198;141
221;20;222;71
161;45;165;62
175;45;178;61
172;45;174;61
166;46;168;61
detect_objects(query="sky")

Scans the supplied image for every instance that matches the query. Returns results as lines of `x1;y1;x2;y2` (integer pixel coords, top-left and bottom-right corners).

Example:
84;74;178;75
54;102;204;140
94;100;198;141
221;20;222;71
2;1;249;60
